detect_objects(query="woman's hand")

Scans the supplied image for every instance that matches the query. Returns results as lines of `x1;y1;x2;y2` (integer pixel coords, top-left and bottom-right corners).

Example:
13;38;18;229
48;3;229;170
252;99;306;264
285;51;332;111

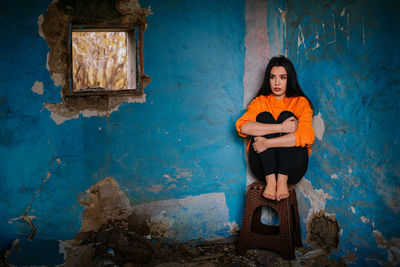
281;117;298;133
253;137;270;153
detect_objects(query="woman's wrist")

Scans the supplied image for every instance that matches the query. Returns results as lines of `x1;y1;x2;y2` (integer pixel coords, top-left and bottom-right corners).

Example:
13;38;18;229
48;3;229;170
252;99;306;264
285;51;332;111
264;138;271;149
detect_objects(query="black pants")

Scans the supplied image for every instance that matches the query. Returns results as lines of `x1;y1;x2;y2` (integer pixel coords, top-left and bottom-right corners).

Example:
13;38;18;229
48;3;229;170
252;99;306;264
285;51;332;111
248;111;308;185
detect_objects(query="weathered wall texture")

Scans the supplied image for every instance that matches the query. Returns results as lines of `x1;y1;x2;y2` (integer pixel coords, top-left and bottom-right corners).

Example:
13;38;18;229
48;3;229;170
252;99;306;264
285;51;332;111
244;0;399;266
1;0;245;264
0;0;399;266
40;0;151;124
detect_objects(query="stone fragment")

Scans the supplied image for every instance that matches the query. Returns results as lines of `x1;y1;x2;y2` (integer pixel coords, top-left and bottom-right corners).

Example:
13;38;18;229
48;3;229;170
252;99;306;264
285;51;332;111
181;244;201;256
299;248;326;261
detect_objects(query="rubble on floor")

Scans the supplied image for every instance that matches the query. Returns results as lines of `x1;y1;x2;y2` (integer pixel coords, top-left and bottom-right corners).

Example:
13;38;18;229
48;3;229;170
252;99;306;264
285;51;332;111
1;220;348;267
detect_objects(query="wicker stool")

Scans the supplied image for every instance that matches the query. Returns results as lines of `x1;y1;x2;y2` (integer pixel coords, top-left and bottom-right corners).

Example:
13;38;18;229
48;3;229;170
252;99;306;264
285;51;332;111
236;181;302;260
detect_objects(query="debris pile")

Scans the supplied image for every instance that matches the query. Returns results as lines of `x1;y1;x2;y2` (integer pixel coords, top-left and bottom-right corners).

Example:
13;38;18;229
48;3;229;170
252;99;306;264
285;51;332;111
59;220;347;267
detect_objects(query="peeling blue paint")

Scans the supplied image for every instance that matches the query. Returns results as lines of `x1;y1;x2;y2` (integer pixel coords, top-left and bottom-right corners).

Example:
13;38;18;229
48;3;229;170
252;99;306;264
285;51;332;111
0;0;246;256
282;0;400;265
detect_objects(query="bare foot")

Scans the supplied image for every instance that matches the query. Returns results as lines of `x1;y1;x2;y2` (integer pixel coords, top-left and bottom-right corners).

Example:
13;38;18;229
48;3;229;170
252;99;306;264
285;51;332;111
263;174;276;200
276;174;289;201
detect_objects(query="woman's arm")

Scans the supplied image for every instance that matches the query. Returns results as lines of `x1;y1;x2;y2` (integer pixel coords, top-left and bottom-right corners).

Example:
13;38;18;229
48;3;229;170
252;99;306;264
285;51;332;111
241;117;298;137
252;134;296;153
252;97;315;153
240;121;281;136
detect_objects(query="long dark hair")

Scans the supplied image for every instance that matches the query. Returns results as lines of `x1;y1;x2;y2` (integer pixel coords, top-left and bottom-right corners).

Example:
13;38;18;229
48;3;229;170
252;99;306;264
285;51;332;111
257;55;313;109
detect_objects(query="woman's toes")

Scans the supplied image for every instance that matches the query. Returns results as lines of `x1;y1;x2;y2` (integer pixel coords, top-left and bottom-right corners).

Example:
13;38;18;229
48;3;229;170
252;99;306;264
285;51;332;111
277;192;289;200
263;187;276;200
263;193;276;200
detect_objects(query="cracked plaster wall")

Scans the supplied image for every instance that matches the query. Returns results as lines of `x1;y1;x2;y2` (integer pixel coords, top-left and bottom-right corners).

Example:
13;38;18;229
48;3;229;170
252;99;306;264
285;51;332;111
243;0;400;266
0;0;246;264
40;0;152;124
77;177;235;241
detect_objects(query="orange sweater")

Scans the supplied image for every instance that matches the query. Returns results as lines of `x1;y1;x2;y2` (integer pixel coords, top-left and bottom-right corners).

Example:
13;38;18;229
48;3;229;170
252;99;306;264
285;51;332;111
236;95;315;154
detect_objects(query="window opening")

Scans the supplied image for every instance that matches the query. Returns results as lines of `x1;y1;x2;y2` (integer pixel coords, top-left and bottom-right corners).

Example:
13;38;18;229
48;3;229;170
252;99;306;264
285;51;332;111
70;26;140;95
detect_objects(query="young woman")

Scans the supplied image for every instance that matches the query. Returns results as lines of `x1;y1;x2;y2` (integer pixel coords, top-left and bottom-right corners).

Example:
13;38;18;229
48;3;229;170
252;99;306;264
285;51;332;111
236;56;315;201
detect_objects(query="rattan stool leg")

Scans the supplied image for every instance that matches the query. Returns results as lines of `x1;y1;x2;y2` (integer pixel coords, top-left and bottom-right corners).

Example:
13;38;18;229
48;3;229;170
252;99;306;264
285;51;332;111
236;190;259;255
291;189;302;247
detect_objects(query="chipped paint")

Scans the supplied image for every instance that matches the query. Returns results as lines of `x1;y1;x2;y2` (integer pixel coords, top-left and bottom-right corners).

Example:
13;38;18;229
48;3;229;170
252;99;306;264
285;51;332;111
44;94;146;124
46;52;50;71
146;184;165;193
312;26;320;51
278;8;288;56
360;216;370;223
161;170;193;183
58;239;68;261
162;174;178;183
350;206;355;214
39;0;151;124
312;112;325;141
373;230;400;264
51;73;64;88
146;211;175;238
296;178;331;220
37;14;45;39
43;103;79;124
31;81;44;95
330;173;338;179
297;25;308;61
340;8;346;17
227;221;239;235
78;177;132;232
131;192;231;241
174;169;193;179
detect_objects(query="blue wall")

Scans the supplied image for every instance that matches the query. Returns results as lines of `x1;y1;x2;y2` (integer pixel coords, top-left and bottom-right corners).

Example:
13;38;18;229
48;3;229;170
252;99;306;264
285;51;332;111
0;0;399;266
0;0;246;252
283;0;400;265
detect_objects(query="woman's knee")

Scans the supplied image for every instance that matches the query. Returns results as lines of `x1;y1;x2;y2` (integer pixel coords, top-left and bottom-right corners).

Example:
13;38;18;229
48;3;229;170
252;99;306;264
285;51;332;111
256;112;275;123
277;111;297;123
255;112;280;139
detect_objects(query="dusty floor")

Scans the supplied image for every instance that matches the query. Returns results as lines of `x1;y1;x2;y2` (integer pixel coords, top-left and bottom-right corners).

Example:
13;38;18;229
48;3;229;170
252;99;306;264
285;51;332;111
1;221;347;267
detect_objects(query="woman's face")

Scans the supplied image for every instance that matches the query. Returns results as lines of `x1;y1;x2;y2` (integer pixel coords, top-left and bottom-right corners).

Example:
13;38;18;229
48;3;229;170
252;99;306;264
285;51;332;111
269;66;287;99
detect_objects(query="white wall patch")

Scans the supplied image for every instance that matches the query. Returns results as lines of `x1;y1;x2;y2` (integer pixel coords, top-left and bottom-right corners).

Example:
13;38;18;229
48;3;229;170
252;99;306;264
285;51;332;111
31;81;44;95
312;112;325;141
296;177;332;220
